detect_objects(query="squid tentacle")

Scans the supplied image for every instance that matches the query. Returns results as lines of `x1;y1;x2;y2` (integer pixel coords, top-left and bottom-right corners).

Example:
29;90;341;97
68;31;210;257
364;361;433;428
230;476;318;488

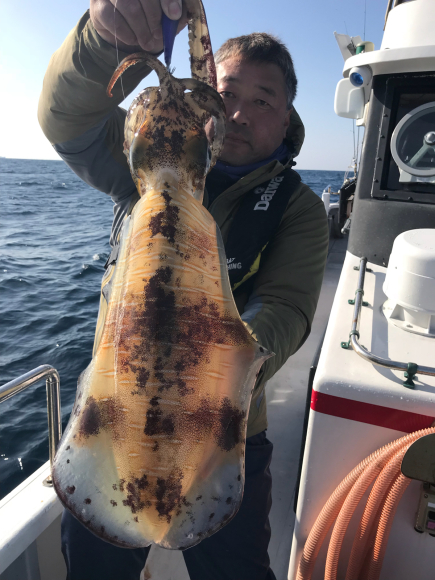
107;52;172;98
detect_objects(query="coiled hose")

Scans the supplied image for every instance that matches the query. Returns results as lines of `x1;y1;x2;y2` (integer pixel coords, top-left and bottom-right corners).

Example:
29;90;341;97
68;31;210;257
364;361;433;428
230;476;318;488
296;427;435;580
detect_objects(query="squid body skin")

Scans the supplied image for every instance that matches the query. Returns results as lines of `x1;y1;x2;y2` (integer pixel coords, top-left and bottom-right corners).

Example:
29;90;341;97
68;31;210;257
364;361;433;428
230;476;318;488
52;1;272;550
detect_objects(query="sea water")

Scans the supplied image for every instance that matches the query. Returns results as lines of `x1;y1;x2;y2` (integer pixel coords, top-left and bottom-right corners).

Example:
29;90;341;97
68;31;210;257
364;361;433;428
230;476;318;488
0;158;344;500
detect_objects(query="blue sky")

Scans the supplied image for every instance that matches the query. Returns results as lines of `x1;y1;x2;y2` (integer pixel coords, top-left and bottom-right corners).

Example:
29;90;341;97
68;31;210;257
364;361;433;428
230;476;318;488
0;0;387;170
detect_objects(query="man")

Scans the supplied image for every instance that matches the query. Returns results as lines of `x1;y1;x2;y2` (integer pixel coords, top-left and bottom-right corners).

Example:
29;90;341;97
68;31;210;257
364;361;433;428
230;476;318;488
38;1;328;578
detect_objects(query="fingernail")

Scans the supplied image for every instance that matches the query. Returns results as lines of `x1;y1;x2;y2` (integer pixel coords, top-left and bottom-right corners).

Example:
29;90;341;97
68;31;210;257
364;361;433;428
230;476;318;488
153;28;163;40
168;1;182;19
144;40;155;51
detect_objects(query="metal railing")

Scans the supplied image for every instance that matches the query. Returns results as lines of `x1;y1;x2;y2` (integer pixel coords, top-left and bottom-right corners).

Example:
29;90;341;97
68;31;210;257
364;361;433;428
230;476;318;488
0;365;62;485
342;257;435;388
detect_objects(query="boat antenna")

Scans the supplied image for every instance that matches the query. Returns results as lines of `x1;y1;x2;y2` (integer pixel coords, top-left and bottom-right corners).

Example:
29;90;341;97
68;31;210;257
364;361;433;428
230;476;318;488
363;0;367;40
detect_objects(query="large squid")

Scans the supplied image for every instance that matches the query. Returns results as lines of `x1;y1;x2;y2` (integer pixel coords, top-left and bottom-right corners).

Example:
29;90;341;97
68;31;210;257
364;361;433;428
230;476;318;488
52;0;271;550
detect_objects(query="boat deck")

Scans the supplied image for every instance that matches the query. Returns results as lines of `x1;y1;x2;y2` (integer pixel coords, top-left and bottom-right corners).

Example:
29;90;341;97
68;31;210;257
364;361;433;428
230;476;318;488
142;236;348;580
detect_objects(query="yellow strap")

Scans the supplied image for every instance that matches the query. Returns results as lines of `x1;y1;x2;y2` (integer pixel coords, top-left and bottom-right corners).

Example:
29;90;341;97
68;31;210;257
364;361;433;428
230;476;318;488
231;243;268;292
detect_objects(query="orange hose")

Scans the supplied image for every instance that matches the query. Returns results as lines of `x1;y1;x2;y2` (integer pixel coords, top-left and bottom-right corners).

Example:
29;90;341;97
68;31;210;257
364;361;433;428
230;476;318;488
359;544;374;580
344;446;409;580
296;427;435;580
324;451;394;580
296;453;380;580
366;474;411;580
359;484;393;580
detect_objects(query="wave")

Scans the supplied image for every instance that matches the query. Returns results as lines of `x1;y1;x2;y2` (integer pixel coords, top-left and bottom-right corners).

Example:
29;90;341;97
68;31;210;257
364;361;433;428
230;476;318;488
71;262;104;280
17;181;45;187
0;277;32;289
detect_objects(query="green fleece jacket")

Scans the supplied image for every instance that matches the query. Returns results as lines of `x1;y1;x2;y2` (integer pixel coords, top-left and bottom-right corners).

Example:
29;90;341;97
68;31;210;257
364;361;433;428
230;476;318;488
38;12;329;438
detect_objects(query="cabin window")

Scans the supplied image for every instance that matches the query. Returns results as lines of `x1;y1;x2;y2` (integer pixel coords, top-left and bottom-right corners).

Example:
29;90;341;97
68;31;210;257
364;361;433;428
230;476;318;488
371;74;435;204
388;95;435;190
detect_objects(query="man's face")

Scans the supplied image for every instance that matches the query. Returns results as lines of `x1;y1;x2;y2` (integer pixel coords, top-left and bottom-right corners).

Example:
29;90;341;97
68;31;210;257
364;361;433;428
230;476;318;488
216;57;291;166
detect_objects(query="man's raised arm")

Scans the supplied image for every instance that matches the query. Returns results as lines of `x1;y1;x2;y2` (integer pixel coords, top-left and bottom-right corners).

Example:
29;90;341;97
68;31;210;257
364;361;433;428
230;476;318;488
38;1;187;243
38;0;187;145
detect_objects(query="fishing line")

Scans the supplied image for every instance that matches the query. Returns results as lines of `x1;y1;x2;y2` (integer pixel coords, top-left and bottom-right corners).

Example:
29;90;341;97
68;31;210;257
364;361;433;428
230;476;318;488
114;0;126;101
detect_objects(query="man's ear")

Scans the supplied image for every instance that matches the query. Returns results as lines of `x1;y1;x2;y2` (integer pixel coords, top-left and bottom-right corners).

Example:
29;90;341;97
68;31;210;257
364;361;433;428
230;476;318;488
283;107;293;136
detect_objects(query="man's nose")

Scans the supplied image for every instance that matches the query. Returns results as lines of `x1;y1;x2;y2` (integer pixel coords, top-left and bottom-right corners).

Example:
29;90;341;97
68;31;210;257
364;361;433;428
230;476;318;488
229;107;249;126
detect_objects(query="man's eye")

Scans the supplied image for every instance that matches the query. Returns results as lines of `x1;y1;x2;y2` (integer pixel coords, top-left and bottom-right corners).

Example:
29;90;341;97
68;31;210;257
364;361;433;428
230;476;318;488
219;91;234;98
256;99;270;108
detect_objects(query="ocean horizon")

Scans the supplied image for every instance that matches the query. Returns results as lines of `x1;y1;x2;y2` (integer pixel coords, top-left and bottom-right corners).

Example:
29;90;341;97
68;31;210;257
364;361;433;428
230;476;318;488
0;157;348;174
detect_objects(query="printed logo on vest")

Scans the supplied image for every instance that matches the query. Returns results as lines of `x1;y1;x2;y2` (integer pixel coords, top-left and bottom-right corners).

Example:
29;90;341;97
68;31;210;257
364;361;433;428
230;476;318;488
227;257;242;270
253;176;284;211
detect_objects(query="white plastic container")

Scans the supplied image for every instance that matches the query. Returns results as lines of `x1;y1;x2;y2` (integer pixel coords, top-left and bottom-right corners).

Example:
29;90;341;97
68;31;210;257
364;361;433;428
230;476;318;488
383;229;435;336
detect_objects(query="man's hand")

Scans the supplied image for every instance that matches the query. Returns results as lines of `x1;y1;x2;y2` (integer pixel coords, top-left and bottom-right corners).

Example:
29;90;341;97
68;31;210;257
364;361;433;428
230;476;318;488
90;0;189;53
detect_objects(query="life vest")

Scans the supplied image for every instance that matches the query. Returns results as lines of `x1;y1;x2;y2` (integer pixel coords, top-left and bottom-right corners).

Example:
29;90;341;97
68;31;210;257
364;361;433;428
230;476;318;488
225;168;301;291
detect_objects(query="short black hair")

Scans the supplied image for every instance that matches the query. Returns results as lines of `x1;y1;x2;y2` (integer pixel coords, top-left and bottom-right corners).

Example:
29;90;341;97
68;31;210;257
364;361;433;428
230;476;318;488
214;33;297;108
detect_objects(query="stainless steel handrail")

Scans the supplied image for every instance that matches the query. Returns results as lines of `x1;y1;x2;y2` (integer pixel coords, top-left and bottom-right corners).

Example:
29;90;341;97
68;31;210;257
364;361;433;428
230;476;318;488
0;365;62;484
343;258;435;387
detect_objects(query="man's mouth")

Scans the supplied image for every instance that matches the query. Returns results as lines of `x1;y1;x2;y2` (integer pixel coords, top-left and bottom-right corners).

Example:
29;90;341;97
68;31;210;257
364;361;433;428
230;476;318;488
225;133;249;145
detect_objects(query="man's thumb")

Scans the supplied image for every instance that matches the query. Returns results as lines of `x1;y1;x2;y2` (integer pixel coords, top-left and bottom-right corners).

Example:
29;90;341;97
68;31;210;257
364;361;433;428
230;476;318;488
161;0;182;20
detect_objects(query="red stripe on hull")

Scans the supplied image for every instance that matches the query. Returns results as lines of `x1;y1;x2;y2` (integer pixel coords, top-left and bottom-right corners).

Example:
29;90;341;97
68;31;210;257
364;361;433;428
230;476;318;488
311;391;435;433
